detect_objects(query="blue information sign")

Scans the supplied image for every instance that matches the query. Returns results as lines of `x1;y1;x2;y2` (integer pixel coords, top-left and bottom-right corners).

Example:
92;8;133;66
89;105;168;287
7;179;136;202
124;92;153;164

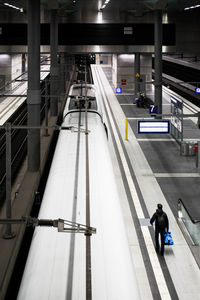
116;88;122;94
171;96;183;109
195;88;200;93
149;105;158;114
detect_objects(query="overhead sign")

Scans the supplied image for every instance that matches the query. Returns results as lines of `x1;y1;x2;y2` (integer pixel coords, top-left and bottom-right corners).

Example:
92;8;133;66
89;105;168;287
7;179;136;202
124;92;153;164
171;96;183;109
116;88;122;94
138;120;170;134
195;88;200;93
124;27;133;35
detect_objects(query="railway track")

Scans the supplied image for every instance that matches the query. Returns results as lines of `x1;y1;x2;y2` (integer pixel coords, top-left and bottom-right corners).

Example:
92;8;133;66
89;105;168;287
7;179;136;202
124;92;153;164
0;76;49;206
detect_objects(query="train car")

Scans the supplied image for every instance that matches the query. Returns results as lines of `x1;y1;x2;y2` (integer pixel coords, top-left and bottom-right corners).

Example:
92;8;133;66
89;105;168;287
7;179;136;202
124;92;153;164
17;83;140;299
0;65;49;126
0;67;50;204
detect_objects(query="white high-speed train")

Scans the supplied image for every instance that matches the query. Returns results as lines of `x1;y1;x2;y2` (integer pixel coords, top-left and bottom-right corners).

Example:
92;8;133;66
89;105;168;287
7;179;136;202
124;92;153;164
17;83;140;299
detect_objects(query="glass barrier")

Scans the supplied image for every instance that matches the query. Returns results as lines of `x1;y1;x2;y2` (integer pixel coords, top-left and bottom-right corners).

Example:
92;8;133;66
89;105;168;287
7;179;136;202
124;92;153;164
178;198;200;245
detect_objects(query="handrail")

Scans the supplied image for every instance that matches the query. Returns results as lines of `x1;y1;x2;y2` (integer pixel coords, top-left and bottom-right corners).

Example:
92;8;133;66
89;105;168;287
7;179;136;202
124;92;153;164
178;198;200;224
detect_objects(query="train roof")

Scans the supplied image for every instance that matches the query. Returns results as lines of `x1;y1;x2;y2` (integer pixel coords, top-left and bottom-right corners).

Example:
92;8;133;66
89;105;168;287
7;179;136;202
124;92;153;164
63;83;103;119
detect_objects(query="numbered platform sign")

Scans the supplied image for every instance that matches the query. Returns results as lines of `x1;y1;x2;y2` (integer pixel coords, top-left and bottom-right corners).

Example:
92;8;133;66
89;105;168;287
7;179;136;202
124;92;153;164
149;105;158;114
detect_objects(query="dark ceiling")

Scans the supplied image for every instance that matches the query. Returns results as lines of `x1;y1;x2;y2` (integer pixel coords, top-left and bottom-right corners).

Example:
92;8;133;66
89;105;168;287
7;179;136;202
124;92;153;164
43;0;200;13
0;0;200;13
0;0;200;20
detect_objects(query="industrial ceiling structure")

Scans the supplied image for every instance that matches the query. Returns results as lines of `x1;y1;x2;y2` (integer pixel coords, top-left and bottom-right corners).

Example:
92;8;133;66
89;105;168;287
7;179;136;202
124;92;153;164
0;0;200;17
0;0;199;54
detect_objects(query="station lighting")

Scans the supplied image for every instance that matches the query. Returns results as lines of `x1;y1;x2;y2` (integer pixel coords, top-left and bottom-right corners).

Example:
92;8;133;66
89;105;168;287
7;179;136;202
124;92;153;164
100;0;110;10
184;4;200;11
4;2;23;12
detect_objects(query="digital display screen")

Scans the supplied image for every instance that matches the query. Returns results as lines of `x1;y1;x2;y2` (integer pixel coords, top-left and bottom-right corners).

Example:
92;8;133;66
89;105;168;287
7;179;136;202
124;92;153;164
138;120;170;134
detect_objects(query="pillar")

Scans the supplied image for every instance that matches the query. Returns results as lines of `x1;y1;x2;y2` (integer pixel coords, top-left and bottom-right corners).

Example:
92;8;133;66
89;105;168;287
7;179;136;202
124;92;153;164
134;53;140;96
22;53;26;73
154;9;163;116
27;0;41;172
50;9;59;116
60;52;66;94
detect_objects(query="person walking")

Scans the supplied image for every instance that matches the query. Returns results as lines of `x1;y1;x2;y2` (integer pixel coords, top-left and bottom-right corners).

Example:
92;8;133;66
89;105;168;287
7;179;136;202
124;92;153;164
150;204;169;256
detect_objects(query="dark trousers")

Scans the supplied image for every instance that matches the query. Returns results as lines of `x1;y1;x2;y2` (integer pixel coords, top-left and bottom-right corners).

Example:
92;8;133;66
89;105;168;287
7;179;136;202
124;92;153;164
155;230;165;254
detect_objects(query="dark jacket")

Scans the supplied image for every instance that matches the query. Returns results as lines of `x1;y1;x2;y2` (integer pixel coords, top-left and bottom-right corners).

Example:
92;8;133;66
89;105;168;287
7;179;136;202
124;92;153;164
150;208;169;231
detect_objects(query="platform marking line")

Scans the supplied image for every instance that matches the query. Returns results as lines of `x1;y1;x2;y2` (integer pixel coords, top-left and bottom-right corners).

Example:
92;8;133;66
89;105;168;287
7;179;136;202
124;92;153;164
137;138;175;141
154;173;200;178
137;138;200;142
120;103;136;106
115;93;135;96
95;66;172;300
184;138;200;141
128;117;161;120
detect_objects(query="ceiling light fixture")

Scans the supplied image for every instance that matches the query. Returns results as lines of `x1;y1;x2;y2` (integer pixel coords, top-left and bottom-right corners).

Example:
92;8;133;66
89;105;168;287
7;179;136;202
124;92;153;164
100;0;110;10
4;2;23;12
184;4;200;11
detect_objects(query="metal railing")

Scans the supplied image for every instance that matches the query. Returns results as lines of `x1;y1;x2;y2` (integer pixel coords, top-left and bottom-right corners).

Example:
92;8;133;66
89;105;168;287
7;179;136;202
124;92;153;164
178;198;200;245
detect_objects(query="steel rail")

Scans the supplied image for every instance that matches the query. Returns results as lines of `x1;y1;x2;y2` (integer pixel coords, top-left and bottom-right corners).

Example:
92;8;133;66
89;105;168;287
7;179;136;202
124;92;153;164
84;64;92;300
66;86;82;300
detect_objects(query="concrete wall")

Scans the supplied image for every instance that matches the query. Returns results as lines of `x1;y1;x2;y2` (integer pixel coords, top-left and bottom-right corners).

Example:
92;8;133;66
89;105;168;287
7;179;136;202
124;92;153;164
0;54;22;90
112;54;117;87
140;54;152;91
12;54;22;80
116;54;134;90
98;54;112;65
96;54;112;65
11;54;22;89
0;54;11;90
112;54;152;92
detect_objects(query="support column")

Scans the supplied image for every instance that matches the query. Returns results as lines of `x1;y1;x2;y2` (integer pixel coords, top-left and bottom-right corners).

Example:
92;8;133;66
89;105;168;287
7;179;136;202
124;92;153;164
154;9;163;116
27;0;41;172
65;55;70;81
50;9;58;116
60;52;66;94
134;53;140;97
22;53;26;73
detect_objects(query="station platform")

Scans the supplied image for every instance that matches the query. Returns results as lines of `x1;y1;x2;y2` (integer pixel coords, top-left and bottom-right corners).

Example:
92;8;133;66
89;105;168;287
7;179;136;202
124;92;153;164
92;64;200;299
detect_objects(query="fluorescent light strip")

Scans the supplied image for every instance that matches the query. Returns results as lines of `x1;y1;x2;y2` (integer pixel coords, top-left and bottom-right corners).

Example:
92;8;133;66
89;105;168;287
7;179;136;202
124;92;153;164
100;0;110;10
184;4;200;11
4;2;23;12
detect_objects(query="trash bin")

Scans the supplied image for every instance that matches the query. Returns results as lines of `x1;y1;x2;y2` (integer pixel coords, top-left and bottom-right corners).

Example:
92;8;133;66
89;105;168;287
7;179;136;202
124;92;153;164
180;141;196;156
188;142;195;156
